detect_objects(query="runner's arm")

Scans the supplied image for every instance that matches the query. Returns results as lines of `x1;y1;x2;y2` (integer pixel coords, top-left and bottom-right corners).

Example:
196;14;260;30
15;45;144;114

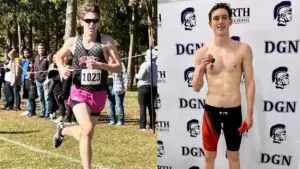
54;38;75;72
97;35;122;73
98;41;122;73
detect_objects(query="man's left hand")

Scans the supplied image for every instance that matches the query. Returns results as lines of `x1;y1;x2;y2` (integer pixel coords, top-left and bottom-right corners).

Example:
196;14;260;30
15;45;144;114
86;59;103;69
245;113;253;129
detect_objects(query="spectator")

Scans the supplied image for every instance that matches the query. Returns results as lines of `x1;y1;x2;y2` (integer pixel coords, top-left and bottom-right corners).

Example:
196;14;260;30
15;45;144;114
135;47;158;131
34;43;49;118
21;48;34;116
0;61;5;100
47;60;66;121
3;49;15;110
107;61;128;126
10;48;23;111
27;59;38;116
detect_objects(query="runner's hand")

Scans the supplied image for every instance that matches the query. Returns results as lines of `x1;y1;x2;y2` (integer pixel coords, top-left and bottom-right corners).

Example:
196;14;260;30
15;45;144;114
60;67;73;80
86;59;103;69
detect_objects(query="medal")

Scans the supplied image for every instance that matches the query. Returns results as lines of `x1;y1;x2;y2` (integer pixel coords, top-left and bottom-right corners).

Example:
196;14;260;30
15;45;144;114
210;57;215;70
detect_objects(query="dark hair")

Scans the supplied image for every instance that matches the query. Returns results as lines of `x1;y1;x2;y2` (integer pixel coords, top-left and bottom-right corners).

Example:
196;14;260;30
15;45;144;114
208;3;232;22
23;48;30;53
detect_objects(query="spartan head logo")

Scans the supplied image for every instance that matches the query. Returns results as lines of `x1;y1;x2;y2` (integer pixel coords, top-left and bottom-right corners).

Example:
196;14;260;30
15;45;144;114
274;1;292;26
270;124;287;144
187;119;200;137
184;67;195;87
272;66;289;89
157;140;165;157
154;93;161;109
181;7;196;30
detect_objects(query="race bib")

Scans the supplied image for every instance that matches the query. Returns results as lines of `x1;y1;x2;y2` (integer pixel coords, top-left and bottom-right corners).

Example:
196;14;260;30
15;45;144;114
81;69;102;85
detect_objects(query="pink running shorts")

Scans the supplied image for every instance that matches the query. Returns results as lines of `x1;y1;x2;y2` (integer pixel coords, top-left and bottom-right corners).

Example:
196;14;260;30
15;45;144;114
67;85;106;114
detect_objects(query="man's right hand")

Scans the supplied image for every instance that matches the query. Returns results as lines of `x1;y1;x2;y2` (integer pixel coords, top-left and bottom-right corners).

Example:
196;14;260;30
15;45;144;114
199;53;214;71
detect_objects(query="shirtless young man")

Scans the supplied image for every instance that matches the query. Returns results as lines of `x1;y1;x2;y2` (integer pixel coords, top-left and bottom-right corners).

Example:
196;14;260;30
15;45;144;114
192;3;255;169
53;3;122;169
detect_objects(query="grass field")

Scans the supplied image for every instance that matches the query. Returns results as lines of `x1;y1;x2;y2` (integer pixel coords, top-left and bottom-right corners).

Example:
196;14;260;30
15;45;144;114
0;91;157;169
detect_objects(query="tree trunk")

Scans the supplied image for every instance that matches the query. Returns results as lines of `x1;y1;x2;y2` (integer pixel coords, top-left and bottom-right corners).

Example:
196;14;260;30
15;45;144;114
133;29;139;86
46;28;50;53
127;32;136;89
5;28;11;58
12;16;18;49
148;16;156;47
127;2;138;90
64;0;77;42
54;22;59;51
7;28;12;50
28;19;33;52
144;0;157;47
17;22;22;55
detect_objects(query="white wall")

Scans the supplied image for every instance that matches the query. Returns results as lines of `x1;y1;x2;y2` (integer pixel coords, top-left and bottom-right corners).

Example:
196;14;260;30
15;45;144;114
157;0;300;169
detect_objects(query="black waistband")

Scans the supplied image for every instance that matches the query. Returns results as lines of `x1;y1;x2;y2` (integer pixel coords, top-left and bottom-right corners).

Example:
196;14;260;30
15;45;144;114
204;104;241;112
74;84;107;92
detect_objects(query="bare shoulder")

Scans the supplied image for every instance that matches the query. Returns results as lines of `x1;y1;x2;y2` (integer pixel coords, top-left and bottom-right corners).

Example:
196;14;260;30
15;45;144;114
62;37;77;50
64;37;77;48
194;44;210;63
64;37;78;54
238;41;252;55
100;34;114;44
195;44;210;58
55;37;77;57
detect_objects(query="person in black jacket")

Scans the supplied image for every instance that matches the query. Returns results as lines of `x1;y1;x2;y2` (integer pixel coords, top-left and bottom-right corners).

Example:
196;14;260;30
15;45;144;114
27;60;38;117
34;43;49;118
47;62;65;121
21;48;35;116
0;61;5;100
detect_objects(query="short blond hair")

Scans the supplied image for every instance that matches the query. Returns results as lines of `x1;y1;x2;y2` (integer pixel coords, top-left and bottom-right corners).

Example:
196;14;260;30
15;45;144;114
78;3;100;20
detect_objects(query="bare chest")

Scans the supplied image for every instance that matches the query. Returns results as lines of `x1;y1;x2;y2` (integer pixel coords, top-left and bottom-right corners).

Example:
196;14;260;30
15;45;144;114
206;48;243;74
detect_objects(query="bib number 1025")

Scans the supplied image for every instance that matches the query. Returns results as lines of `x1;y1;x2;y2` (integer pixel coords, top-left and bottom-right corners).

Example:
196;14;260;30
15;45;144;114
81;69;102;85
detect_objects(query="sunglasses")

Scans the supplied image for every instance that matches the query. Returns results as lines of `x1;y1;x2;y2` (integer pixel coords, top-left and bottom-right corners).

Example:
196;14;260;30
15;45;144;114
83;19;99;24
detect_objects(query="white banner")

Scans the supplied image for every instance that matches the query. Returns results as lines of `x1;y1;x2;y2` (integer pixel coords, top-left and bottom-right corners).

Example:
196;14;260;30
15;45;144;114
157;0;300;169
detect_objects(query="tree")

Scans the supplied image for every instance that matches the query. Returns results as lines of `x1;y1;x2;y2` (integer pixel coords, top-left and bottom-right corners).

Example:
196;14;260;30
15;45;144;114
0;0;67;56
126;0;139;89
141;0;157;47
64;0;77;41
